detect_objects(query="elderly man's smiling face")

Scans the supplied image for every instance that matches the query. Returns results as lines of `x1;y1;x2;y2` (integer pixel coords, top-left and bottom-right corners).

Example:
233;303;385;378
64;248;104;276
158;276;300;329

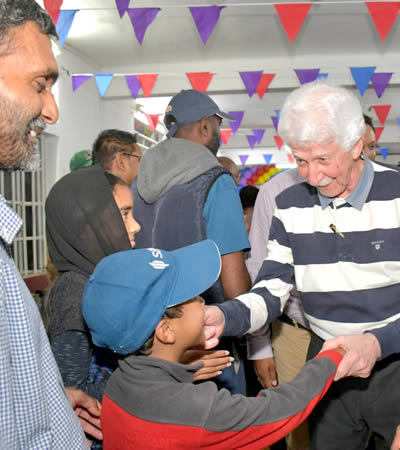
0;21;59;171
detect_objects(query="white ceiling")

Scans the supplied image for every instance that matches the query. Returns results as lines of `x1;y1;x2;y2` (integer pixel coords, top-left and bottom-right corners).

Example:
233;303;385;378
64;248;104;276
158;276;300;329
54;0;400;164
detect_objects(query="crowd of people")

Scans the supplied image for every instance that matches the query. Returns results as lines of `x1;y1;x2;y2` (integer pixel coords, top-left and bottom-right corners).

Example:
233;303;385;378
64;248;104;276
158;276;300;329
1;1;400;449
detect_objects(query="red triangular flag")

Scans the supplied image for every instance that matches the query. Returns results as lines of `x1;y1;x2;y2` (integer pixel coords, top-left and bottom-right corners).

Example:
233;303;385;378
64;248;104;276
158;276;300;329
186;72;214;93
137;74;158;97
274;135;284;150
145;113;161;132
220;129;232;145
44;0;63;24
274;3;312;43
372;105;392;125
375;126;384;142
366;2;400;41
256;74;275;99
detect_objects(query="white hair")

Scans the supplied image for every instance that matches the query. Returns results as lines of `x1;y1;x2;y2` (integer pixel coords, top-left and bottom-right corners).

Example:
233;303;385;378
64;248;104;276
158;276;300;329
278;81;365;152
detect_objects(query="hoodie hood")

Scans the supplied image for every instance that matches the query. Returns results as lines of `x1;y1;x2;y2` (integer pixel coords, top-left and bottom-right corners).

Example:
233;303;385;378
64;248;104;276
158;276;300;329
137;138;221;203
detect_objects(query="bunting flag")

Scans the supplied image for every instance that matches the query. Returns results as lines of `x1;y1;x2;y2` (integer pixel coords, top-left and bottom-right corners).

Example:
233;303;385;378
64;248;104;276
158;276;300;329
375;126;384;142
256;73;275;99
72;75;91;92
189;6;225;45
397;118;400;126
220;129;232;144
44;0;63;24
94;74;113;98
146;113;161;132
247;135;257;149
228;111;244;134
365;2;400;41
239;71;264;97
350;66;376;96
287;153;295;164
239;155;249;166
274;135;284;150
274;3;312;43
295;68;320;85
379;147;390;159
274;109;281;118
186;72;214;92
127;8;160;45
271;116;279;133
56;10;78;47
318;73;329;79
137;74;159;97
125;75;141;98
263;154;273;165
252;129;265;144
116;0;130;18
372;104;391;125
371;73;393;98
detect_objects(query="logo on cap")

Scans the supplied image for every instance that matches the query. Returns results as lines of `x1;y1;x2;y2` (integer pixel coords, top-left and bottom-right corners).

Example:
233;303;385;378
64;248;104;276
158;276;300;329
165;105;172;113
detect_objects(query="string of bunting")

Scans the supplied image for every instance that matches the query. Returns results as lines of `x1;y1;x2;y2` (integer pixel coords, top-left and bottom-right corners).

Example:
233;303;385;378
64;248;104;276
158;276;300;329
44;1;400;47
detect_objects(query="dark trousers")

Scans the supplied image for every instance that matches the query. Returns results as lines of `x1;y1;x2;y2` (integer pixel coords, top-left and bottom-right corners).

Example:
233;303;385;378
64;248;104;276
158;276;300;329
307;333;400;450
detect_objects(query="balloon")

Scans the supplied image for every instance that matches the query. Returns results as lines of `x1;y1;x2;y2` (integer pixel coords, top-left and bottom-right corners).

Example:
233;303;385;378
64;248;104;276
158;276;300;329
256;167;264;177
257;176;264;185
250;166;257;174
240;177;247;187
263;173;270;182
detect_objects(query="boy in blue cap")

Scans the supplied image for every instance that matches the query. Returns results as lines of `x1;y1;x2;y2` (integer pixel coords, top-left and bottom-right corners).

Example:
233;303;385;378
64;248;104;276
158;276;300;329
83;240;345;449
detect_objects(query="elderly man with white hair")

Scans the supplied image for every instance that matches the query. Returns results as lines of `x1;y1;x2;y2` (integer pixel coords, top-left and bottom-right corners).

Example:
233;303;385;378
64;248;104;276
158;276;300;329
205;81;400;449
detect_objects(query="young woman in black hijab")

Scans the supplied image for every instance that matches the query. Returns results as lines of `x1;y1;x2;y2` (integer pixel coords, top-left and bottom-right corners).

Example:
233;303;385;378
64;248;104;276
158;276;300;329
45;164;140;401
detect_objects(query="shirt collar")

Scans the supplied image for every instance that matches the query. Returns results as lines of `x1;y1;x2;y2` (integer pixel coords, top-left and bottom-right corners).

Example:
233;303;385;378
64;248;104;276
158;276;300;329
0;194;23;245
318;157;374;211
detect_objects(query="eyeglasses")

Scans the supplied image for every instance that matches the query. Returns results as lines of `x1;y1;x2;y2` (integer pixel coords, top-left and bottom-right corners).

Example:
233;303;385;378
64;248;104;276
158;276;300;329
122;152;142;161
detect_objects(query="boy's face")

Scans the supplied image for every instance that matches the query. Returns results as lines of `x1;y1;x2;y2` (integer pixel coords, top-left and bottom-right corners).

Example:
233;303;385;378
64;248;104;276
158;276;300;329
175;296;206;348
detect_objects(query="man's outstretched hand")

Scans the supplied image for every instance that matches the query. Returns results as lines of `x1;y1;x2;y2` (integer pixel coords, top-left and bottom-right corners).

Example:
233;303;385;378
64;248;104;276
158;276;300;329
203;305;225;349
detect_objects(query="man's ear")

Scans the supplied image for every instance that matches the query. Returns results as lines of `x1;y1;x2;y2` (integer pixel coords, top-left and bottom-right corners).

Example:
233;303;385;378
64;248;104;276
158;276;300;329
198;117;211;144
113;152;126;171
351;138;364;160
154;318;176;345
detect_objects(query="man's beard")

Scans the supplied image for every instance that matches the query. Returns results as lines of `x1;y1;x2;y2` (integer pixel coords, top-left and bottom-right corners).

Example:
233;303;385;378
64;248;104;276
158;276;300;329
0;100;46;172
206;127;221;156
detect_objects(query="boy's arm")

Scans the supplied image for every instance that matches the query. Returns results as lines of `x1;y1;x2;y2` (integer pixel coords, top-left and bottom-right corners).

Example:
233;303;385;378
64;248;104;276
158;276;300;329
200;349;343;449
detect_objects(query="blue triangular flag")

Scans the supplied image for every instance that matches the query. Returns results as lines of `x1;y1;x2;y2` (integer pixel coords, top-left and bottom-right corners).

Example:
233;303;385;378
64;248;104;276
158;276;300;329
396;118;400;127
350;67;376;96
379;147;390;160
94;74;113;98
263;154;273;165
56;10;78;47
274;109;280;119
318;73;328;79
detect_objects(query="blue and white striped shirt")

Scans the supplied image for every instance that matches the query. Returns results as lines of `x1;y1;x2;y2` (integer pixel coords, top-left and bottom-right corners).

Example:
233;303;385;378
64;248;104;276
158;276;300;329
221;159;400;359
0;195;87;449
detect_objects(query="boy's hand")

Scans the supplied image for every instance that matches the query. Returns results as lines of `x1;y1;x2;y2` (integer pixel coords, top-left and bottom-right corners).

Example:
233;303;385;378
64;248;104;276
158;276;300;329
181;349;234;381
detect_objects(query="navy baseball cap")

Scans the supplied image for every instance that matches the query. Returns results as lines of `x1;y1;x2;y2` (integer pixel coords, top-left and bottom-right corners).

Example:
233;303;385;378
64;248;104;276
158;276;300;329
82;240;221;355
164;89;236;138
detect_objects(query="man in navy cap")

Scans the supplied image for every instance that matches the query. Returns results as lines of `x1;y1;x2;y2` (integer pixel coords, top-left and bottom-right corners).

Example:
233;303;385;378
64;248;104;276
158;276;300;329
132;89;251;394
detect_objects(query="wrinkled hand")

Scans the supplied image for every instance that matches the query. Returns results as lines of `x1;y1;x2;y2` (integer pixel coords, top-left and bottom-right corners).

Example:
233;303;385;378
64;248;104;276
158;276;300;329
321;333;381;381
203;305;225;349
391;425;400;450
65;387;102;446
253;357;278;388
181;349;234;381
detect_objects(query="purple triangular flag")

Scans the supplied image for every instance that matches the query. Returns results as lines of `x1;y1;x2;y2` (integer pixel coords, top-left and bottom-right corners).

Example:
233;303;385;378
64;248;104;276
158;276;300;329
239;155;248;166
318;73;328;79
350;66;376;97
247;135;257;149
116;0;130;18
271;116;279;133
94;74;113;98
239;71;263;97
252;129;265;144
125;75;141;98
72;75;91;92
56;10;78;47
263;154;273;165
371;73;393;98
189;6;225;45
127;8;160;45
294;69;320;85
379;147;390;160
228;111;244;134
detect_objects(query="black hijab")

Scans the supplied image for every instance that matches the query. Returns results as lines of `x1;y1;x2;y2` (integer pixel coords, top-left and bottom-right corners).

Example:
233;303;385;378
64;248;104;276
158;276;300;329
46;164;132;277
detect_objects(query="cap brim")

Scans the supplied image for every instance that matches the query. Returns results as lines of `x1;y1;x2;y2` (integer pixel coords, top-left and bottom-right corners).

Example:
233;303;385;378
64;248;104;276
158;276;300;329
168;240;221;307
216;111;237;121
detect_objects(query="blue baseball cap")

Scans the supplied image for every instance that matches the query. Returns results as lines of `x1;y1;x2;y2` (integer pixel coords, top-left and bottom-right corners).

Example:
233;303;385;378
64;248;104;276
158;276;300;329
164;89;236;138
82;240;221;355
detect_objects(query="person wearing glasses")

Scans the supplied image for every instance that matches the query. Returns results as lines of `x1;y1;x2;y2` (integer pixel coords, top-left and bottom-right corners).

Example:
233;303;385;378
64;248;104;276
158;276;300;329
363;114;378;161
92;129;142;186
